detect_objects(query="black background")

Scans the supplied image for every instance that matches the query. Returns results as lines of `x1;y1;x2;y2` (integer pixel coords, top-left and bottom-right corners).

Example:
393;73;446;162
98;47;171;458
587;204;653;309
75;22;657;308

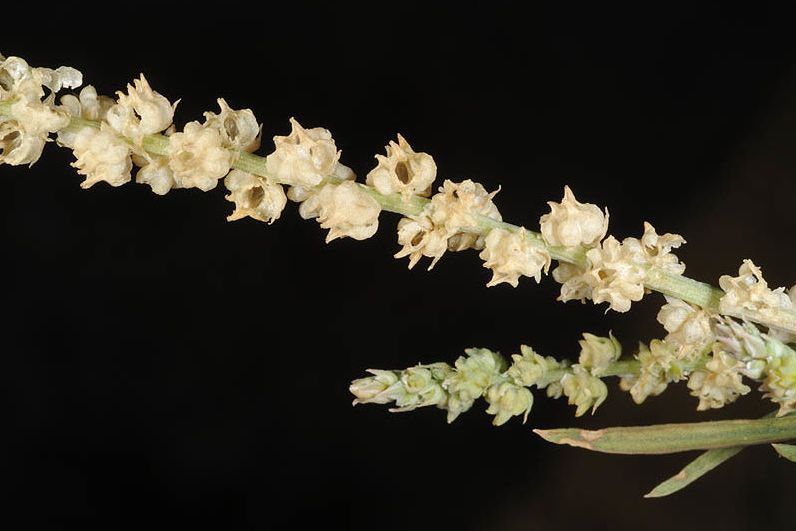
3;2;796;529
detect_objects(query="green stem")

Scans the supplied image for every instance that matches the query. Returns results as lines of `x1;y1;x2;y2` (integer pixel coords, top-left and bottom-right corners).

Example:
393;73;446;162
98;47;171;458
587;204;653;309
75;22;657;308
534;415;796;454
4;104;796;333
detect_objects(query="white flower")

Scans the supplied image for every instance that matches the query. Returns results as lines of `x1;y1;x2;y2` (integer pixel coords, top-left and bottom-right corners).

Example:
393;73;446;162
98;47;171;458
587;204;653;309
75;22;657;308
106;74;176;143
394;179;502;270
430;179;501;233
167;121;232;191
539;185;608;248
0;55;76;166
1;55;80;101
639;222;686;274
365;134;436;200
585;236;647;313
203;98;260;153
224;169;287;224
298;181;381;242
57;85;115;148
687;348;750;410
70;124;132;189
479;228;551;287
719;260;792;317
135;157;176;195
265;117;340;188
394;214;449;270
620;340;685;404
657;296;714;360
552;262;593;303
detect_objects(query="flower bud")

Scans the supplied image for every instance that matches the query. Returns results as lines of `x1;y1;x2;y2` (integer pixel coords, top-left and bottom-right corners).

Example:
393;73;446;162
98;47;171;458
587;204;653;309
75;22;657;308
578;332;621;375
485;382;533;425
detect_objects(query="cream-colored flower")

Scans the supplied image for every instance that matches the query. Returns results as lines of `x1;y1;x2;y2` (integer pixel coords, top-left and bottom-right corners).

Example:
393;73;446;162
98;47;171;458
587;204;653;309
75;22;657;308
719;260;792;318
1;96;70;166
224;169;287;224
394;179;502;270
70;124;132;189
57;85;115;148
203;98;260;153
578;332;621;376
365;134;436;200
657;296;714;360
394;213;449;270
539;185;608;248
265;117;340;188
560;365;608;416
167;121;232;191
1;55;81;101
552;262;593;303
479;228;551;287
687;348;750;410
485;381;533;425
584;236;647;313
105;74;175;143
620;340;685;404
639;222;686;274
641;221;685;275
429;179;501;235
135;157;176;195
298;181;381;242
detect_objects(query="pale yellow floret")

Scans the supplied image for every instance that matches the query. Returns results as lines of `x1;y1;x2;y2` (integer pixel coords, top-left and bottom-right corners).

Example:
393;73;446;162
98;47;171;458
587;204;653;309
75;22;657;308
479;227;551;287
203;98;261;153
687;348;750;410
105;74;175;143
365;134;436;201
539;185;608;248
395;179;502;270
224;169;287;224
265;117;340;188
657;296;714;360
71;124;132;189
298;181;381;242
167;121;232;191
719;259;792;318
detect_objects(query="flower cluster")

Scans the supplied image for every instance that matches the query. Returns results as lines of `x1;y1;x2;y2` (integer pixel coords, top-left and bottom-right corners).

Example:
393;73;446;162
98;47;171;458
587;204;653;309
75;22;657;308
549;208;686;312
0;54;80;166
351;334;626;425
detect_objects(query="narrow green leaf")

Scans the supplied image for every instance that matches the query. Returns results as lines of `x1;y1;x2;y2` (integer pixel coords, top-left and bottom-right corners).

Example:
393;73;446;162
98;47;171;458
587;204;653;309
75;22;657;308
772;443;796;462
644;446;744;498
533;414;796;454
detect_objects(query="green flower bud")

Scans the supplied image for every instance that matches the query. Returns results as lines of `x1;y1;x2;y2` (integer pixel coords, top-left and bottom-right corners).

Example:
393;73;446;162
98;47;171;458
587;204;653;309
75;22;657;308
443;348;507;423
507;344;567;387
350;369;402;405
485;382;533;426
578;332;621;375
561;366;608;417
